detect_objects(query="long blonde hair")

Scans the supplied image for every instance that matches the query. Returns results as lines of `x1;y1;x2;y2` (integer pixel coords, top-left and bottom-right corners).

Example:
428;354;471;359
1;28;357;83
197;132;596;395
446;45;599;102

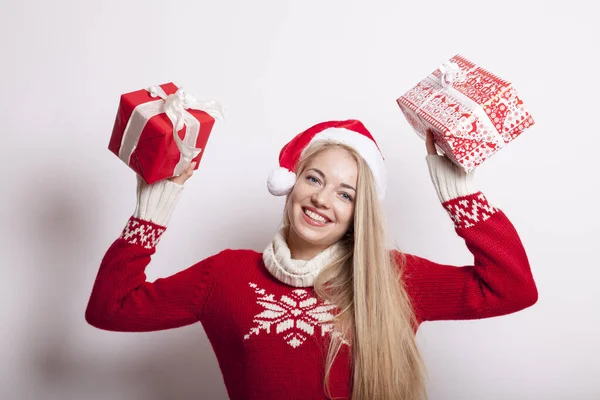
283;141;428;400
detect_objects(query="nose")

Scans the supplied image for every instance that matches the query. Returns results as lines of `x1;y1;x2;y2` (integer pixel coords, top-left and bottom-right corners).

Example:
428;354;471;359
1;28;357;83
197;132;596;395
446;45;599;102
311;188;331;208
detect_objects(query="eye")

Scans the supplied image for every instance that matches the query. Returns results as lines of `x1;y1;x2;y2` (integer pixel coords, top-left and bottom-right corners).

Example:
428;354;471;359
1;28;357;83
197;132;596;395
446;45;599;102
306;175;321;185
340;192;353;202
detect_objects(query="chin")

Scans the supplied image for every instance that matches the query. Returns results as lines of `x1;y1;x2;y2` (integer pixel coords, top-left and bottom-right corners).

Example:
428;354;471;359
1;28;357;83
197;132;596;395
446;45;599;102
293;225;330;246
291;213;341;248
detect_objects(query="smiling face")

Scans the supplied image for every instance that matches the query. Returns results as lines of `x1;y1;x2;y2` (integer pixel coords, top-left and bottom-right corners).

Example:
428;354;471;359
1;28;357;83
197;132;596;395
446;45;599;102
286;145;358;259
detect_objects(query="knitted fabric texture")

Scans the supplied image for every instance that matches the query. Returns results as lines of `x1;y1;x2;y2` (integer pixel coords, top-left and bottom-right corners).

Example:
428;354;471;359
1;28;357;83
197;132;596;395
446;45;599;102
85;156;538;399
262;228;345;287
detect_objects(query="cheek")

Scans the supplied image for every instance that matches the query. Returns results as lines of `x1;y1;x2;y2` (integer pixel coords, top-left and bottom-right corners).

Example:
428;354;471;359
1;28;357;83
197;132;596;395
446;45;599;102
292;181;311;199
287;191;303;218
337;204;355;226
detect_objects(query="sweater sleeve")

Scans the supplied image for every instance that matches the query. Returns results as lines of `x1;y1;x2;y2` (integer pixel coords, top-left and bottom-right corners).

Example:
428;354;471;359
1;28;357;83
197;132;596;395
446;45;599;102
399;157;538;324
85;179;225;332
425;154;478;203
132;174;184;227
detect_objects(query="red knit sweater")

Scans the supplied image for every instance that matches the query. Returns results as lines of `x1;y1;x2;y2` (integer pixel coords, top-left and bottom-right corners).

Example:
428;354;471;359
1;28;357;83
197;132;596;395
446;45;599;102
85;191;538;399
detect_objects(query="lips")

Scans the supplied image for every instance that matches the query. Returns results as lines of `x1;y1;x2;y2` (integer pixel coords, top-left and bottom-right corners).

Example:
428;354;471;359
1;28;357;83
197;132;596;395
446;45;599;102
302;206;332;223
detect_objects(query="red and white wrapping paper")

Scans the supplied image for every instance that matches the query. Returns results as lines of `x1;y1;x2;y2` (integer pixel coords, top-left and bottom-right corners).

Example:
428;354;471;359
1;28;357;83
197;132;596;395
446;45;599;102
109;82;224;184
397;54;534;172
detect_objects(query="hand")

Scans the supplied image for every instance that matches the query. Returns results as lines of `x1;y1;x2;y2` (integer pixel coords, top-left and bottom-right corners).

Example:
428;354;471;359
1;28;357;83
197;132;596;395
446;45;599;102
169;161;197;185
425;129;438;156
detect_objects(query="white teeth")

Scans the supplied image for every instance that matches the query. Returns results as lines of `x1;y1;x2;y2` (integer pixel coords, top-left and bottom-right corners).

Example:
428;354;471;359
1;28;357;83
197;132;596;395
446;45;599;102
304;209;328;223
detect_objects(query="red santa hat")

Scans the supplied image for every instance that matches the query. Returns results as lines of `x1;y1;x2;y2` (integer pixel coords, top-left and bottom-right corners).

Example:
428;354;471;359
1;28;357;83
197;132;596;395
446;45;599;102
267;119;387;199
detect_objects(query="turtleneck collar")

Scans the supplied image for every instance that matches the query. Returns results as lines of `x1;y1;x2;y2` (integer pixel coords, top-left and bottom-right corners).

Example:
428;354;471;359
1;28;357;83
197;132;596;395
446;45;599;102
262;228;345;287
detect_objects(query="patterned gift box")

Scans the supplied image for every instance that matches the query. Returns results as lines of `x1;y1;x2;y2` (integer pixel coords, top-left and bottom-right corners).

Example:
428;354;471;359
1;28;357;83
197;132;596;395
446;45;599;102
109;82;224;184
397;55;534;172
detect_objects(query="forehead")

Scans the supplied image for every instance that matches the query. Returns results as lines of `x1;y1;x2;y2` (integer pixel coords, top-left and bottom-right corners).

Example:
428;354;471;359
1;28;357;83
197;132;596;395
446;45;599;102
305;147;358;184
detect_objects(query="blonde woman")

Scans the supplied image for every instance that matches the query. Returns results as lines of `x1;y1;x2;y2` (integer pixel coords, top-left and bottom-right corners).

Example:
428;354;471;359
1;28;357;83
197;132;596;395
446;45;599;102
86;119;538;400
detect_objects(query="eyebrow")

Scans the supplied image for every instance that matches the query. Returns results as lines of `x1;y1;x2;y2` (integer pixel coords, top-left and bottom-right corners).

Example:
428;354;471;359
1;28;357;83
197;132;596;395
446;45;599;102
307;168;356;192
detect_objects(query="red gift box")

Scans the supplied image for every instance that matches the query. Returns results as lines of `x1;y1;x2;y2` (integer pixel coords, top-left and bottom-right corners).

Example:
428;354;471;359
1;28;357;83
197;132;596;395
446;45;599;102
397;55;534;172
109;82;224;184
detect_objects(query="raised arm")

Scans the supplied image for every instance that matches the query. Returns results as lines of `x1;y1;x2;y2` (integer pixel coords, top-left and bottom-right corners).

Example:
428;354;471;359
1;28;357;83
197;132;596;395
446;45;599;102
401;153;538;324
85;166;224;332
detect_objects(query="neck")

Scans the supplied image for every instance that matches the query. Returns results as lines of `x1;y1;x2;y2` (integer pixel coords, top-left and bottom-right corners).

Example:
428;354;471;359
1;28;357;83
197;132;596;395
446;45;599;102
286;226;329;260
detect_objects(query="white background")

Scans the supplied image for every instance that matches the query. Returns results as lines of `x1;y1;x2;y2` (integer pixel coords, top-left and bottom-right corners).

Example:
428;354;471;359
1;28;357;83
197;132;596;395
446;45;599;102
2;0;598;399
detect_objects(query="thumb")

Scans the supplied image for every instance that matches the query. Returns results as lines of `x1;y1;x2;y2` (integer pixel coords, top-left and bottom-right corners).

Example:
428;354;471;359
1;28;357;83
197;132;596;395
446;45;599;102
169;161;197;185
425;129;438;155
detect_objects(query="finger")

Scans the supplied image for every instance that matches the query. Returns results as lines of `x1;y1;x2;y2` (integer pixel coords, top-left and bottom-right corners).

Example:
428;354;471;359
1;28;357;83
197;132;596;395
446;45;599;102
185;161;197;175
425;130;437;155
169;162;196;185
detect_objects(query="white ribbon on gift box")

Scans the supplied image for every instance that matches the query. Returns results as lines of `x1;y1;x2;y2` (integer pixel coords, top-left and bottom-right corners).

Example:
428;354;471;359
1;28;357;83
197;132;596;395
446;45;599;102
118;84;224;178
415;60;507;152
439;61;468;88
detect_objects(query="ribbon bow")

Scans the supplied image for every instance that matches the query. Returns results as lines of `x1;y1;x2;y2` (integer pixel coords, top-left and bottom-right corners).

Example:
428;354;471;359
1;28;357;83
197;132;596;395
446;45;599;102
438;61;467;88
147;85;224;165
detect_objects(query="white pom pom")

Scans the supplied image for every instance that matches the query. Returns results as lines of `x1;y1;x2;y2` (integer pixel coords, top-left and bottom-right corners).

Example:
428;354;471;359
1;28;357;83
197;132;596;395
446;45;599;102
267;167;296;196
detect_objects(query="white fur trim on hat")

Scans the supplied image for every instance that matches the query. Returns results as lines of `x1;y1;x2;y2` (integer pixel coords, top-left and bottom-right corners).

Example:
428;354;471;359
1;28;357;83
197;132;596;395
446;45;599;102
267;167;297;196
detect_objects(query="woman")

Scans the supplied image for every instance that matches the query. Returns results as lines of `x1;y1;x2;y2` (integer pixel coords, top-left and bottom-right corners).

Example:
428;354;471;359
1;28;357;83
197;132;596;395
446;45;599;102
85;119;538;400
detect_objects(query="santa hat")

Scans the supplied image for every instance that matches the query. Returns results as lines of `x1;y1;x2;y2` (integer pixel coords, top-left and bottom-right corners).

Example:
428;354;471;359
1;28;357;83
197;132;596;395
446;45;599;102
267;119;387;199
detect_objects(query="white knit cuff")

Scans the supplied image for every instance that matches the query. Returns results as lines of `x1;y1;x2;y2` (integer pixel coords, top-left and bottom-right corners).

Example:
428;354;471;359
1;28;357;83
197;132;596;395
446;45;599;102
425;155;478;204
133;176;184;227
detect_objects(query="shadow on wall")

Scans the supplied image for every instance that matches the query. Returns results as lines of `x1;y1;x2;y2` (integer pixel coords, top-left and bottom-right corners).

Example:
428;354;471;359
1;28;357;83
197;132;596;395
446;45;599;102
14;167;228;400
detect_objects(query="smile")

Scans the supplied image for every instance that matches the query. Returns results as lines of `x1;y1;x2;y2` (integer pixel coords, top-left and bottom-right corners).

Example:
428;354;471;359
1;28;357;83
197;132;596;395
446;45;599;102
302;207;331;225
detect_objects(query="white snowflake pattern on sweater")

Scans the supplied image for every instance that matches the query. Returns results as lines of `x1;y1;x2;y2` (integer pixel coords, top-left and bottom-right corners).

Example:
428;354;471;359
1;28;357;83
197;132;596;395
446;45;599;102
243;282;339;348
